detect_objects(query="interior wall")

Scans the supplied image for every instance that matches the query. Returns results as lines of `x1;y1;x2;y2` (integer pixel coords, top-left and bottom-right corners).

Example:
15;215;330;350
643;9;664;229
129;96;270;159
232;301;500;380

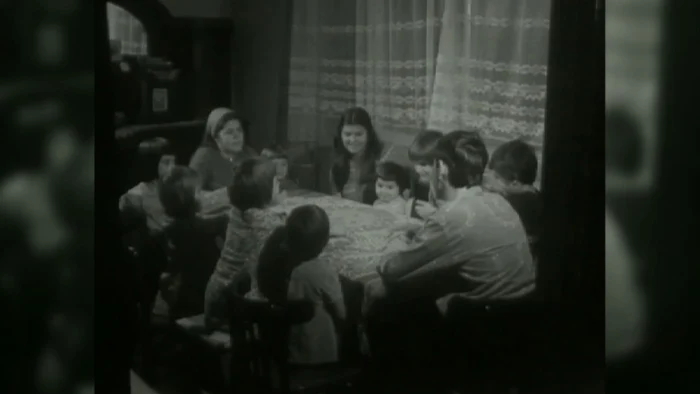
149;18;234;122
230;0;293;150
189;20;235;119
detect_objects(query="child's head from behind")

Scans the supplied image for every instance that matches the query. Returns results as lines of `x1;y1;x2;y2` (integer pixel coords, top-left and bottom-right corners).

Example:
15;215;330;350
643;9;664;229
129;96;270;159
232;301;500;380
375;161;409;203
285;204;330;263
486;139;538;190
261;144;289;180
159;166;200;219
139;137;175;181
228;157;278;212
257;204;330;303
409;130;443;184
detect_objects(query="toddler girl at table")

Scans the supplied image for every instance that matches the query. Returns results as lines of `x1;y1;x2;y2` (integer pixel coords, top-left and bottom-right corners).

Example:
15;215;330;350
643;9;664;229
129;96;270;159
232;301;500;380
203;157;286;330
254;204;346;364
369;161;411;217
406;130;443;220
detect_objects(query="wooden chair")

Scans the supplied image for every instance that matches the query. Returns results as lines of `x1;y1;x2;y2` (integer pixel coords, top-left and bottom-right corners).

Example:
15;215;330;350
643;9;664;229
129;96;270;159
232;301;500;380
125;238;165;379
228;273;360;394
172;314;231;393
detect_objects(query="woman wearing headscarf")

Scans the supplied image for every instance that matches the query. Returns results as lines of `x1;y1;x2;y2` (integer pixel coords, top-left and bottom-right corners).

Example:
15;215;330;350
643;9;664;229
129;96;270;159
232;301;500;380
189;108;258;191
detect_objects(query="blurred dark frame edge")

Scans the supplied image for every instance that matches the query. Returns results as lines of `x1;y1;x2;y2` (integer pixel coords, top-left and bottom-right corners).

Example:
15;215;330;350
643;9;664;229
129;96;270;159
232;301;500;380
96;0;132;392
607;0;700;391
540;0;604;381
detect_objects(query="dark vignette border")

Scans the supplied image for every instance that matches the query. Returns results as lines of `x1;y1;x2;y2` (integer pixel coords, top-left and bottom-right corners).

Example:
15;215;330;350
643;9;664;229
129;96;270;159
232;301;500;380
96;0;132;392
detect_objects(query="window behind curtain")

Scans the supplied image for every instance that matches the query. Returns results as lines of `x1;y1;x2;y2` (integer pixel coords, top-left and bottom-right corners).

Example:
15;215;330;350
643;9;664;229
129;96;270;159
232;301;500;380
107;3;148;56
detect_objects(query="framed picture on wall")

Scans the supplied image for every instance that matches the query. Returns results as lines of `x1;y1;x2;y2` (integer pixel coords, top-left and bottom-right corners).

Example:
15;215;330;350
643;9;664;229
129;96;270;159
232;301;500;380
152;88;168;112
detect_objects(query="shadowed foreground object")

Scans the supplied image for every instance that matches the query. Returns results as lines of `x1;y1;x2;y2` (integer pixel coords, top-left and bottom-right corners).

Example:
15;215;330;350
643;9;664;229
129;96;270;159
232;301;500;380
605;209;646;360
606;108;642;176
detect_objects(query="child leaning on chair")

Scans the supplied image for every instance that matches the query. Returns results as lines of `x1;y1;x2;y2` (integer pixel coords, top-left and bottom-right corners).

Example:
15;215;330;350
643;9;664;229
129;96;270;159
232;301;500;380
203;157;287;330
250;204;346;365
199;155;345;364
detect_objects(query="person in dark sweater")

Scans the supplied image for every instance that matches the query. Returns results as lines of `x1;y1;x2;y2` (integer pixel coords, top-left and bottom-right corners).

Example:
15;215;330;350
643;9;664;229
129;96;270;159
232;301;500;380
189;108;258;191
119;137;176;236
484;139;542;259
155;166;227;320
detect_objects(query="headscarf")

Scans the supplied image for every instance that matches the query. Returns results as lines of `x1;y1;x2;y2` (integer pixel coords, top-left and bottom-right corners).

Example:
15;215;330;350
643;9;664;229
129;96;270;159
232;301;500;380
201;107;233;149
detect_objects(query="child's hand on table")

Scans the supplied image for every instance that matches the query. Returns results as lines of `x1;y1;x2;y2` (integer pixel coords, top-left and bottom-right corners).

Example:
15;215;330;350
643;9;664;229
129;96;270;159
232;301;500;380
414;200;437;219
390;217;422;233
272;190;288;205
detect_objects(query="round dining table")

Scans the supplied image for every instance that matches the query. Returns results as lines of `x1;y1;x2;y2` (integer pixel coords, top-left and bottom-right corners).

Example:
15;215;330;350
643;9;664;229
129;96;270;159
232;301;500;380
199;187;415;285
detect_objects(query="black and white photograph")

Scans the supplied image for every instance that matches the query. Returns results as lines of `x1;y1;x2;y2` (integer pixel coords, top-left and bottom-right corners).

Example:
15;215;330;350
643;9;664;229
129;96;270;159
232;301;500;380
18;0;700;393
107;0;604;393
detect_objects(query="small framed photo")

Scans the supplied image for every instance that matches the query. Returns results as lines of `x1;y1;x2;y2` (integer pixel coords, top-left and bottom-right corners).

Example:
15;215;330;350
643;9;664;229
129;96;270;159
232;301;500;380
152;88;168;113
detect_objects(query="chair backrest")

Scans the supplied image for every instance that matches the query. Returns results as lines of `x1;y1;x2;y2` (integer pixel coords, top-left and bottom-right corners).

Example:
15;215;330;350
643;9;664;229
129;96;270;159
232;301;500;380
228;273;314;394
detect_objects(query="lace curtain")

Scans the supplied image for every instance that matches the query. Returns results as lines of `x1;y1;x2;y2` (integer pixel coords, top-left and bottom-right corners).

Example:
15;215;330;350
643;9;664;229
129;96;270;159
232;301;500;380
354;0;444;143
287;0;357;146
107;3;148;56
428;0;550;147
287;0;550;147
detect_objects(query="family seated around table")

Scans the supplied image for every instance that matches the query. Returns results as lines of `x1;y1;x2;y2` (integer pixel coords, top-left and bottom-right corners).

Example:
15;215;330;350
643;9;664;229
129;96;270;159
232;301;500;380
119;105;542;382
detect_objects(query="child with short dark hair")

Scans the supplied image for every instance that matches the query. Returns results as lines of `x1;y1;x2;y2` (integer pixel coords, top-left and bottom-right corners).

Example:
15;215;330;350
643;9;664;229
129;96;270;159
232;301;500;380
120;138;177;301
254;204;346;364
154;166;227;320
406;130;443;219
204;157;286;329
119;137;176;234
485;139;542;258
261;143;299;193
371;161;411;216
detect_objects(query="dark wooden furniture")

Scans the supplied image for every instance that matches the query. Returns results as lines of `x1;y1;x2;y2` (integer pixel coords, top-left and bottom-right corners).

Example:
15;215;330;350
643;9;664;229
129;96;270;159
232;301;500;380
228;273;360;394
